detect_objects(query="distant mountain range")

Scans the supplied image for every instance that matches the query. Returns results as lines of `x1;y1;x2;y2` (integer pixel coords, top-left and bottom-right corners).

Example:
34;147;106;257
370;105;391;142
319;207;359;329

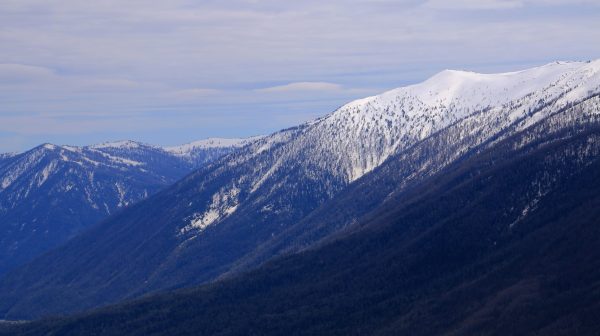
0;138;257;275
1;60;599;335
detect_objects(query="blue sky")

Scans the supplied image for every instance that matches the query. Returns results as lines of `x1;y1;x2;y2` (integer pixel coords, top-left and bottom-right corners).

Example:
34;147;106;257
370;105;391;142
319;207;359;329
1;0;599;152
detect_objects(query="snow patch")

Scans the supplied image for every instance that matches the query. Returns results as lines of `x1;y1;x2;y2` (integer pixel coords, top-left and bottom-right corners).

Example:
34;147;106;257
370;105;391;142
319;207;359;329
181;186;241;233
93;151;144;166
37;160;58;187
115;182;128;207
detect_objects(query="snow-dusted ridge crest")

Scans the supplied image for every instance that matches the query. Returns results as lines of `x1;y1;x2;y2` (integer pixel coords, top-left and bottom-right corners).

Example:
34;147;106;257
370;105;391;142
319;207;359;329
88;140;153;150
181;59;600;233
320;59;600;179
165;136;264;157
341;60;597;111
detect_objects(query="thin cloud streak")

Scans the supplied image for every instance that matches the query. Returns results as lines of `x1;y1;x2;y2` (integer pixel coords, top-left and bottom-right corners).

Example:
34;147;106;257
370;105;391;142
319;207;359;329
256;82;343;93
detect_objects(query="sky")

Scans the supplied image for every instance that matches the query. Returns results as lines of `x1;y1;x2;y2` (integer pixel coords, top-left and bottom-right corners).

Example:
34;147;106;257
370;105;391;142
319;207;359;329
1;0;600;152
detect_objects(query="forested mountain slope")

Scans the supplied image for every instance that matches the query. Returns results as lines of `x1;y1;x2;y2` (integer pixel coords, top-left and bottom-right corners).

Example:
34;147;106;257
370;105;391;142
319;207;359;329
4;99;600;336
0;60;598;320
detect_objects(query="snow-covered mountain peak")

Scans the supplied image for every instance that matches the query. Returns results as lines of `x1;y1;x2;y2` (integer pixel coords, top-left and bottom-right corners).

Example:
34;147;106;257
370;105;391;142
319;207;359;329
267;60;600;183
40;143;59;151
341;60;599;116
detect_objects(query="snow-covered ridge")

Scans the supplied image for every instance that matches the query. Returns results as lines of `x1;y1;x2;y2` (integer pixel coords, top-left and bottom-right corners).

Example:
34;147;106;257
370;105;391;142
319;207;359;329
0;136;258;195
342;60;596;114
38;142;149;168
325;59;600;180
88;140;149;150
165;136;264;156
0;136;260;199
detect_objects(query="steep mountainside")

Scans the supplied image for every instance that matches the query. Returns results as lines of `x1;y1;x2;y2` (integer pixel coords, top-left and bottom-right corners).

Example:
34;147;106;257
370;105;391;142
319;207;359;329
0;139;248;275
0;60;599;320
4;104;600;336
225;92;600;276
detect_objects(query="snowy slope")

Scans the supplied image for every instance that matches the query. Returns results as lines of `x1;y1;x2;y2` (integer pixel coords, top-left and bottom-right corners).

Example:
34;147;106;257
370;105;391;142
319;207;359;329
101;59;600;290
315;60;600;181
180;60;600;234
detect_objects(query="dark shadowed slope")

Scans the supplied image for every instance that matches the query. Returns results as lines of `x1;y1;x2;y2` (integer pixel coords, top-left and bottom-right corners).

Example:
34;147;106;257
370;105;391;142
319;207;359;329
3;99;600;335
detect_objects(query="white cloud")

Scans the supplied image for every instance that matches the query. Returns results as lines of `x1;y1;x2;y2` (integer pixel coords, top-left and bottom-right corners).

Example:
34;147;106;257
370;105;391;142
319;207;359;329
165;88;222;100
423;0;600;10
526;0;600;5
423;0;524;10
256;82;343;93
0;64;54;83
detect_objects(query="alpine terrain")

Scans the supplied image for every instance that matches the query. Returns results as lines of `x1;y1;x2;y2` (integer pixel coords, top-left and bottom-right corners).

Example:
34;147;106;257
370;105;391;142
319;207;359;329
0;60;599;331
